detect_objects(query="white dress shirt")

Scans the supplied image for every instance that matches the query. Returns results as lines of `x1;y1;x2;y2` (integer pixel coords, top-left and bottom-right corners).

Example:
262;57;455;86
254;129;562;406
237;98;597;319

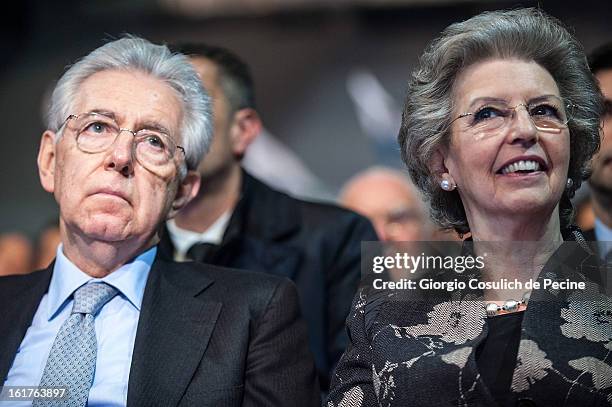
166;211;231;261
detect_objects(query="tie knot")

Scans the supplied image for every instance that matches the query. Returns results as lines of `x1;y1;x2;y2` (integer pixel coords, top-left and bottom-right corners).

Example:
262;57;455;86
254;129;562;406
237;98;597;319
186;242;218;262
72;282;118;315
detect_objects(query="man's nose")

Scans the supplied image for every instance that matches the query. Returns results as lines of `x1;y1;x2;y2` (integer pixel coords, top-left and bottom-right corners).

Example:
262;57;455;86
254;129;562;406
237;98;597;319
103;130;135;177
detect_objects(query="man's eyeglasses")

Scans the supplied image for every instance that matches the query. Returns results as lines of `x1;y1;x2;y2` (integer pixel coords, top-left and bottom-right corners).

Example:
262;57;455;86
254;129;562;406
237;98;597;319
61;112;185;172
450;95;575;134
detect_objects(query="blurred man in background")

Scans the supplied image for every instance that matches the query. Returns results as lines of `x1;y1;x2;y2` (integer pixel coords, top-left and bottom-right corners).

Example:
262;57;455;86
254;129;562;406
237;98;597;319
32;220;61;270
339;166;431;242
160;43;377;391
0;233;33;276
585;43;612;261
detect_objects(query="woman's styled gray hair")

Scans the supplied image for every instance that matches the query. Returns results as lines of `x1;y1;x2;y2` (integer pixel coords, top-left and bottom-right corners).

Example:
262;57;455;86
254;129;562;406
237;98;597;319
47;35;212;176
398;7;603;234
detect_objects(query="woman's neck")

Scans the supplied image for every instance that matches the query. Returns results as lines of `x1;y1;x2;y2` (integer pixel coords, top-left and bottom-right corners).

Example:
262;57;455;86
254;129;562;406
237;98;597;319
466;207;564;302
467;206;564;243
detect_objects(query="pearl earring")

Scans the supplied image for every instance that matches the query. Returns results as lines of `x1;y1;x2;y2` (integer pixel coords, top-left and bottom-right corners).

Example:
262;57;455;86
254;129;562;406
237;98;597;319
566;178;574;190
440;178;456;191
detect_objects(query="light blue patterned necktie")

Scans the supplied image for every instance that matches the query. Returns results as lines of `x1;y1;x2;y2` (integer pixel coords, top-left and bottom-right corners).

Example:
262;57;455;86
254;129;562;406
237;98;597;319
33;282;118;407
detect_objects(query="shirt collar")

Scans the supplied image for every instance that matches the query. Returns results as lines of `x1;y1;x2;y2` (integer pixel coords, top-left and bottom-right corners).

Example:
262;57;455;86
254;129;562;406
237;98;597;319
46;244;156;320
166;210;232;260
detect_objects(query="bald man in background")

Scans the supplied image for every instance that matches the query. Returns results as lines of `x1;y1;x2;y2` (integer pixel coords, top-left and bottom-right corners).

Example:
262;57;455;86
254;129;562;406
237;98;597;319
0;233;33;276
339;167;432;242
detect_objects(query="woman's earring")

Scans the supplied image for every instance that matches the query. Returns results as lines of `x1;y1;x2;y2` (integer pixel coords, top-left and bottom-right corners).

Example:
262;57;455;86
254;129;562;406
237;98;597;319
566;178;574;190
440;176;456;191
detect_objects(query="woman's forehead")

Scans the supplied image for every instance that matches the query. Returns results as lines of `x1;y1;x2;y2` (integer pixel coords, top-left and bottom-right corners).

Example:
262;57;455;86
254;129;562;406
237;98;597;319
452;59;560;108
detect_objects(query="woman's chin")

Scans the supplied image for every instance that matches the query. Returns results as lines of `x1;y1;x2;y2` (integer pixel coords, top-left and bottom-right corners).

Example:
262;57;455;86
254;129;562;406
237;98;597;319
477;190;559;220
490;180;562;214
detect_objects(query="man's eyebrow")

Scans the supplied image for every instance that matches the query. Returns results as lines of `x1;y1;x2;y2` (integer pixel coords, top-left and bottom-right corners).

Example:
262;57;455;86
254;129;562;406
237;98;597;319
84;110;172;134
135;121;171;135
88;109;117;120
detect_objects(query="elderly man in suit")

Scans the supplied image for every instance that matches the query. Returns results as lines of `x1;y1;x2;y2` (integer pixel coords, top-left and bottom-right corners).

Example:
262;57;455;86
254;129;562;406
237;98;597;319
159;43;378;391
0;36;318;406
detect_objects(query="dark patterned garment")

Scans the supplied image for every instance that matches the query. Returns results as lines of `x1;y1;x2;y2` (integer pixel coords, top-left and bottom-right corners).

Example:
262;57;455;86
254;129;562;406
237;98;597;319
327;229;612;407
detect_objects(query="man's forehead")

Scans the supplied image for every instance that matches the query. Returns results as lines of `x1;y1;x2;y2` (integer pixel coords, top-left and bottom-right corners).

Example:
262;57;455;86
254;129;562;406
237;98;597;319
73;69;182;133
189;57;221;89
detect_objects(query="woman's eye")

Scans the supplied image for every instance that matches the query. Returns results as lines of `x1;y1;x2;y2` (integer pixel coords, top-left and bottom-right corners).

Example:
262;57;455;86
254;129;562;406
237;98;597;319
472;106;504;122
530;103;560;118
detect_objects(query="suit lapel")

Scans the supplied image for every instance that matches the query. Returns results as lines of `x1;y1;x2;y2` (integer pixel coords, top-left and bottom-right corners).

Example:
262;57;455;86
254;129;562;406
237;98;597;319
236;171;300;241
213;236;302;280
127;259;221;407
0;266;52;382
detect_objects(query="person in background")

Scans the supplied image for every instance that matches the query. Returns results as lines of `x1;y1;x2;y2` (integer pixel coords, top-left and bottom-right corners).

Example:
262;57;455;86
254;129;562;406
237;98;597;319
1;36;318;406
584;43;612;262
33;220;61;270
0;233;33;276
338;166;432;242
328;8;610;406
160;43;378;391
575;196;595;231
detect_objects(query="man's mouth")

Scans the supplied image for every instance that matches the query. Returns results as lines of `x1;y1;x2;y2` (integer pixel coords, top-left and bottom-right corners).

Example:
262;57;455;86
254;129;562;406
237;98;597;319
94;188;130;203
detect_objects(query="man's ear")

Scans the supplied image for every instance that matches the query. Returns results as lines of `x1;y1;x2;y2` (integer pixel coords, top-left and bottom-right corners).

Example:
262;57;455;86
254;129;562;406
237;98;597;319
38;131;57;194
167;170;201;219
229;108;262;158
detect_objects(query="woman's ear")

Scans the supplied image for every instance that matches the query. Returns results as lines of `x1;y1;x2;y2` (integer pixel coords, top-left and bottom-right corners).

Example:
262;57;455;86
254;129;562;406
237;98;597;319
38;131;57;194
430;148;449;179
430;148;456;191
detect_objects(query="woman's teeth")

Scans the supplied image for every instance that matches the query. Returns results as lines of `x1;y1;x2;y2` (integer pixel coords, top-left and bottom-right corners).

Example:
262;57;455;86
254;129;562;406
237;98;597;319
501;160;541;174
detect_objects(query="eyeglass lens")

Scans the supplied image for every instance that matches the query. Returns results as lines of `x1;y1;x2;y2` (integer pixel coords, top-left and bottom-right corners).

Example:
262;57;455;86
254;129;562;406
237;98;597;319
464;96;570;133
69;113;176;168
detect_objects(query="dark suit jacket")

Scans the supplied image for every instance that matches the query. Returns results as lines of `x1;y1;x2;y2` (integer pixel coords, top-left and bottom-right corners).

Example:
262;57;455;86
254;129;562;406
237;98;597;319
582;228;596;241
0;255;319;406
159;171;378;390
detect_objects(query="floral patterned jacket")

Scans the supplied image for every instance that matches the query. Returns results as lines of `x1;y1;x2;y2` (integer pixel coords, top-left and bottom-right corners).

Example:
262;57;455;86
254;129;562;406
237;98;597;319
327;232;612;407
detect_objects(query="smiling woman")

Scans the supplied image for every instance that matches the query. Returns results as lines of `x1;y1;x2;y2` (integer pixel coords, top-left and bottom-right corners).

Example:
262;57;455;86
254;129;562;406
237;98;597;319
327;8;611;407
398;14;602;237
443;59;573;238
